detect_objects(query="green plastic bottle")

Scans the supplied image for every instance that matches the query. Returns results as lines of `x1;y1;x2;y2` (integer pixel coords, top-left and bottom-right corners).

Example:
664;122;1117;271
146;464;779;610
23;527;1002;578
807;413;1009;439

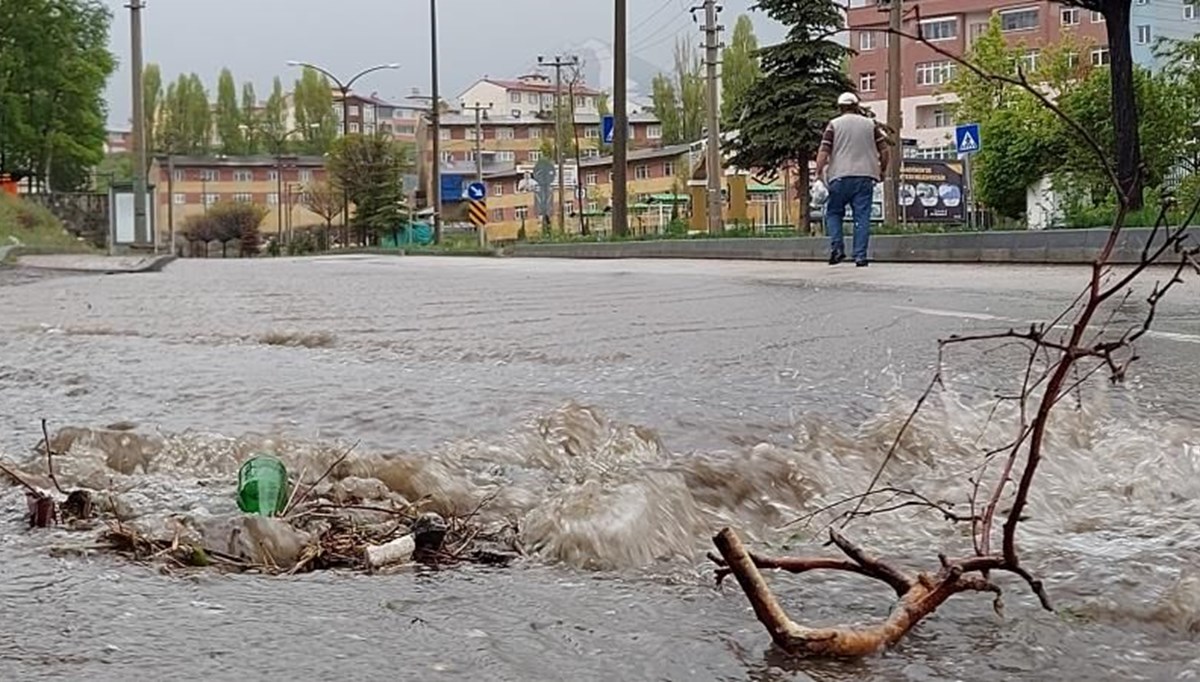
237;455;290;516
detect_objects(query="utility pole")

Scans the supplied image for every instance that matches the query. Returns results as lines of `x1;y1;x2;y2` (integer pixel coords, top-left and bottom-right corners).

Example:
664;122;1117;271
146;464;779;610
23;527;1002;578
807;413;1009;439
539;55;578;234
462;101;492;247
430;0;443;244
884;0;902;226
128;0;149;249
612;0;629;238
700;0;723;234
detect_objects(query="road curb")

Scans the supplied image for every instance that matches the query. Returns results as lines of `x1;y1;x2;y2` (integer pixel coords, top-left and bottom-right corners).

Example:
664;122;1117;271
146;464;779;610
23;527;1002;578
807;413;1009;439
14;253;177;274
510;227;1200;265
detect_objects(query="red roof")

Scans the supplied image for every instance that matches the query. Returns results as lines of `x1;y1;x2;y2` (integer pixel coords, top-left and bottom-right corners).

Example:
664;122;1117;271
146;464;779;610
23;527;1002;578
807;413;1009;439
484;78;602;96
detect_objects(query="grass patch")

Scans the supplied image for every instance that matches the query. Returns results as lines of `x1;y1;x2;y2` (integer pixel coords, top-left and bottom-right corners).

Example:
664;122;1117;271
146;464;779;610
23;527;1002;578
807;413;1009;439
0;193;95;261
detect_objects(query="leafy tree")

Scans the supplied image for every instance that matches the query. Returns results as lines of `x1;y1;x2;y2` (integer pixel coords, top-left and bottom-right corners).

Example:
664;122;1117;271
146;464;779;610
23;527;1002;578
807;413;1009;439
293;68;337;154
649;37;705;144
1057;1;1144;208
93;152;133;192
724;0;851;231
302;179;342;249
216;68;243;155
143;64;163;154
327;133;413;246
0;0;116;191
241;82;261;154
207;201;266;257
160;73;211;154
263;77;289;152
182;212;216;257
1156;29;1200;175
721;15;761;126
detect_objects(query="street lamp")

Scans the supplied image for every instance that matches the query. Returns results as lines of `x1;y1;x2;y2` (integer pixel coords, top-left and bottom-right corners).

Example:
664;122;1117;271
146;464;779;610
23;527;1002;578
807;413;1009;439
286;60;400;246
255;124;319;250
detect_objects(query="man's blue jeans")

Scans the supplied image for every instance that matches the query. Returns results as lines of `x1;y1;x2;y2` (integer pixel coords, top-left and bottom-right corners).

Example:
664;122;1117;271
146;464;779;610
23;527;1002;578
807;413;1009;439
825;176;875;263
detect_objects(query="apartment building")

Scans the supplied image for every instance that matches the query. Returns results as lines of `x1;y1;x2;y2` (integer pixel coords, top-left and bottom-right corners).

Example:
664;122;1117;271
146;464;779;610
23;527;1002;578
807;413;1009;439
847;0;1200;158
458;73;602;120
104;130;133;155
149;155;330;241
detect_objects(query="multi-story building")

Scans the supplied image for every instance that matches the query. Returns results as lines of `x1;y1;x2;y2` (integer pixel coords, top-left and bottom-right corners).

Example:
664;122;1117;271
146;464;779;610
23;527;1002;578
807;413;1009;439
846;0;1200;158
458;73;602;120
104;130;133;155
149;155;331;242
376;100;423;144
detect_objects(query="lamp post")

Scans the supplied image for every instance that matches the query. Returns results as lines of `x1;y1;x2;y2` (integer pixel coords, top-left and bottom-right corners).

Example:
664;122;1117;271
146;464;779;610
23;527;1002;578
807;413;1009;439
429;0;443;245
286;60;399;246
255;124;318;251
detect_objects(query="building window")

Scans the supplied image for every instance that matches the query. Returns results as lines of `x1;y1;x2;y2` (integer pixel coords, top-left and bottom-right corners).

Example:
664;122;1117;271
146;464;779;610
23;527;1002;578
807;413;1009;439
1000;8;1038;32
172;170;185;182
268;193;279;206
1092;46;1111;66
575;96;585;108
529;150;541;161
1136;24;1151;44
583;149;600;159
510;92;522;103
1091;11;1104;23
200;169;219;182
1017;49;1039;73
859;30;877;51
647;125;663;140
491;209;504;222
1066;51;1080;69
439;128;451;140
529;127;542;139
267;170;279;181
635;165;650;180
564;200;575;214
969;23;988;41
920;17;958;41
1187;3;1197;20
348;105;360;117
932;107;952;128
497;151;516;162
203;193;219;206
585;126;600;139
299;170;313;182
528;93;539;104
859;72;877;92
497;127;514;140
915;60;956;86
233;170;253;182
233;192;252;203
172;193;185;205
586;172;598;186
515;206;529;219
1060;8;1079;25
493;184;503;197
663;161;675;177
439;151;453;163
350;122;360;133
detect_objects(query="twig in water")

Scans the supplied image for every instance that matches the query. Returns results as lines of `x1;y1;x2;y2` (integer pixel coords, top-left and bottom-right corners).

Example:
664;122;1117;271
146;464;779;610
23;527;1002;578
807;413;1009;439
0;459;40;495
283;441;359;517
42;419;66;495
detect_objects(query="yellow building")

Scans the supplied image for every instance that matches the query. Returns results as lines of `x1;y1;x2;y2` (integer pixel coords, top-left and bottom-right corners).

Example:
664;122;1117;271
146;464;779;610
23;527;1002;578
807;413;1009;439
150;155;332;245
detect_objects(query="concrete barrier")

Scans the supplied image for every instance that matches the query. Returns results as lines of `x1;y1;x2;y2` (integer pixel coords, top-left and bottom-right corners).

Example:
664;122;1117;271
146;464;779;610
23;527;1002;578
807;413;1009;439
14;253;177;274
510;227;1200;265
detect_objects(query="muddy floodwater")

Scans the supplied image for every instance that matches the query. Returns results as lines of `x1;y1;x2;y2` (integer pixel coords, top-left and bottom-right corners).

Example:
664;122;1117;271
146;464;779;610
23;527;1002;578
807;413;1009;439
1;256;1198;681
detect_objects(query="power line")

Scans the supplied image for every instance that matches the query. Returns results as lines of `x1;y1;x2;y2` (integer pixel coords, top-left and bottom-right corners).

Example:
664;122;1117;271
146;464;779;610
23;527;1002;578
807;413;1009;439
629;1;692;52
631;0;677;38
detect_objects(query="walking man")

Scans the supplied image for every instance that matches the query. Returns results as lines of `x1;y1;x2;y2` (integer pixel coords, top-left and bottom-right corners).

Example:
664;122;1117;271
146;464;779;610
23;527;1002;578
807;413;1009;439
814;92;890;267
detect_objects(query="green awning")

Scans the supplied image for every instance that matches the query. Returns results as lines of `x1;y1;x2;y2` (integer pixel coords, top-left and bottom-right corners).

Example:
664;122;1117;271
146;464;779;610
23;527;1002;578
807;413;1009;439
748;183;784;194
647;193;689;204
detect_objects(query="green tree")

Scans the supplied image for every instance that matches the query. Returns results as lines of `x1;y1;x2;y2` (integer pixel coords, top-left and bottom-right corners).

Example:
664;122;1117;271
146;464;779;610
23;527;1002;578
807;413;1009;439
721;15;761;126
0;0;116;191
649;37;705;144
161;73;212;154
293;67;337;154
241;82;261;154
263;77;288;152
724;0;851;231
93;152;133;192
327;133;414;246
216;68;243;155
1058;1;1145;209
207;200;266;257
143;63;163;154
1156;28;1200;175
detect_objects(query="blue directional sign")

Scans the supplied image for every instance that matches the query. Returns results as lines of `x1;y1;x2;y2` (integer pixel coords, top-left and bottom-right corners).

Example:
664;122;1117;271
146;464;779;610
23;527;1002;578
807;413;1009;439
955;123;981;155
602;114;615;144
466;181;487;201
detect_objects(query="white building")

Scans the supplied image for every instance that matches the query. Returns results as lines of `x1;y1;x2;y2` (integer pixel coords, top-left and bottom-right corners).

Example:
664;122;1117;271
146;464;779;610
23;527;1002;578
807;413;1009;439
457;74;602;121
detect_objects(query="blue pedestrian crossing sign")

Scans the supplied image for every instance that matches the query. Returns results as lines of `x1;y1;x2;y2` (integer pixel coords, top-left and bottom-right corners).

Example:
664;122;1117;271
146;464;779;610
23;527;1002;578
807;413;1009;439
466;181;486;201
602;115;615;144
955;123;981;155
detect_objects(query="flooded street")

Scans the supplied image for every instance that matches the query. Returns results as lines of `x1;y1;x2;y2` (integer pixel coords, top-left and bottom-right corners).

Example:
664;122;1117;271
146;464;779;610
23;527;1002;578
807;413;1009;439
1;256;1199;680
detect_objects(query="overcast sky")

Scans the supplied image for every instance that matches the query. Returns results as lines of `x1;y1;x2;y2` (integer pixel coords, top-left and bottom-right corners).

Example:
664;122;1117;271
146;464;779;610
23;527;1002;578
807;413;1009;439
102;0;785;128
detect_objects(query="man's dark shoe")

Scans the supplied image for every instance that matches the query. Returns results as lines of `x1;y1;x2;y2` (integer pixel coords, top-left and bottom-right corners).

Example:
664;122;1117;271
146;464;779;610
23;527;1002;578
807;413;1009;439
855;260;869;267
829;253;846;265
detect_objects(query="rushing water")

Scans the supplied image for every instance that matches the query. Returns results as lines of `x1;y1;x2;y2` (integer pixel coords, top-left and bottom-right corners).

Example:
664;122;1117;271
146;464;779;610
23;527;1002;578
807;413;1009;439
1;257;1199;681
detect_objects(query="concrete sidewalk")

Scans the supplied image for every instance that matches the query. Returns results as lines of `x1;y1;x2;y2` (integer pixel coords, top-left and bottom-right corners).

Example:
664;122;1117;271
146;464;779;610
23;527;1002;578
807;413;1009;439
511;227;1200;265
14;253;176;274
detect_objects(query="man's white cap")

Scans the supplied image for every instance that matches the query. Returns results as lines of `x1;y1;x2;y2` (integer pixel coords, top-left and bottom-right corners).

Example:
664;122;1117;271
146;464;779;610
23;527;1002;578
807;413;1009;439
837;92;860;106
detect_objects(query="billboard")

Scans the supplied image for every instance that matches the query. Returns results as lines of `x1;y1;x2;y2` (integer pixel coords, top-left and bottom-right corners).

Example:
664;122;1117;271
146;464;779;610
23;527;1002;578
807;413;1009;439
899;159;965;223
